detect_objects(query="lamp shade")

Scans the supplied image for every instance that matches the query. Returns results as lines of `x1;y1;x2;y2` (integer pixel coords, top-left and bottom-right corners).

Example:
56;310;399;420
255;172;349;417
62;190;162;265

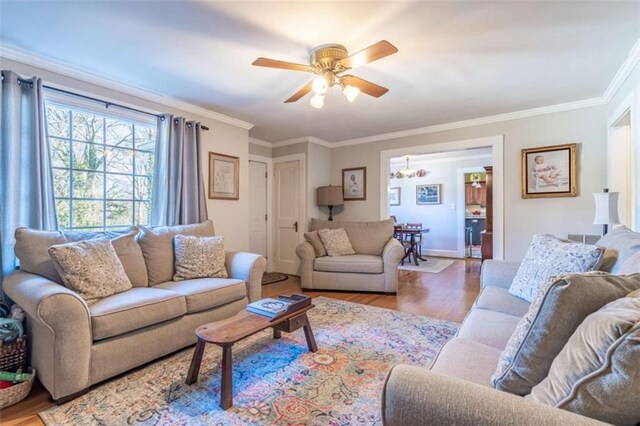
317;186;344;206
594;191;621;225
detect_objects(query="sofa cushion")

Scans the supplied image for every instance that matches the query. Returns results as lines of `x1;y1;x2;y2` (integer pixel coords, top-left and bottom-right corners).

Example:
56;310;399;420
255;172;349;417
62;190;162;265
528;290;640;425
310;218;393;256
493;272;640;396
596;226;640;273
138;220;215;285
508;234;604;302
457;309;521;350
14;227;148;286
90;287;186;340
430;338;502;387
173;235;227;281
474;286;530;318
619;250;640;274
154;278;246;314
313;254;383;274
304;231;327;257
318;228;355;256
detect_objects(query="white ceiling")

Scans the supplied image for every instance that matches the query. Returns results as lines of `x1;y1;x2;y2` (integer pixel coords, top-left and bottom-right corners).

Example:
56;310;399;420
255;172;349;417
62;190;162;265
1;1;638;143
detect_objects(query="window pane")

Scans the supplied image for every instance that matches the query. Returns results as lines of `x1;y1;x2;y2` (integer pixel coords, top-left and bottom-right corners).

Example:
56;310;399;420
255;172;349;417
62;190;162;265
72;201;104;228
135;126;156;152
72;112;104;143
106;201;133;226
106;174;133;200
134;176;151;200
135;201;150;226
53;169;70;198
135;151;154;176
72;171;104;199
56;199;70;229
46;106;70;138
49;137;70;169
72;142;104;171
106;119;133;148
105;148;133;174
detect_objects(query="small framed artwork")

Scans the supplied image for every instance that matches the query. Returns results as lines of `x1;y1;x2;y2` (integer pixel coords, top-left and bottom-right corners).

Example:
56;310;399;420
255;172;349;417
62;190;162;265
416;184;441;205
389;187;401;206
209;152;239;200
521;143;577;199
342;167;367;201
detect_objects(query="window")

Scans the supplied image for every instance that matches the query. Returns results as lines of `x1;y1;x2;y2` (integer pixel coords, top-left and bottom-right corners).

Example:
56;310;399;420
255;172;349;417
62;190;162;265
45;99;156;231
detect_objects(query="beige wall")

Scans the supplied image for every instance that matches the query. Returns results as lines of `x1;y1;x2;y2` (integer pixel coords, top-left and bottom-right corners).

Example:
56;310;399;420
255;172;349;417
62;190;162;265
306;142;331;225
2;57;251;252
249;143;272;158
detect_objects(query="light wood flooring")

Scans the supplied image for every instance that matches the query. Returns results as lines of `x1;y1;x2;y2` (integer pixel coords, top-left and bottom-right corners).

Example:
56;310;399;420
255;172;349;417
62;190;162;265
1;258;481;426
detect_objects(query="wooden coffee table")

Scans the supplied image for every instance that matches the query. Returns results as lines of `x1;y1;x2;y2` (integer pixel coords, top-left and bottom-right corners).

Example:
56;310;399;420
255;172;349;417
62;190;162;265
185;304;317;409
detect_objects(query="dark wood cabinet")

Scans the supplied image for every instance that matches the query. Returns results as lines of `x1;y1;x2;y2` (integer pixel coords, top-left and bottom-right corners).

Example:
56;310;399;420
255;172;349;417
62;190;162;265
481;166;493;261
465;182;487;206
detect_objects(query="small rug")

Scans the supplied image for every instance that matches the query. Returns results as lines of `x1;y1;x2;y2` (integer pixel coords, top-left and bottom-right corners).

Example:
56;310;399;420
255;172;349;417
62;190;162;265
398;257;455;274
40;297;457;425
261;272;289;286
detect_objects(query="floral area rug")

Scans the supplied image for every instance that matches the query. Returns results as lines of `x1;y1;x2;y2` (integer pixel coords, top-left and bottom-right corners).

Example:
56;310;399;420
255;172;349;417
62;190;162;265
40;297;457;425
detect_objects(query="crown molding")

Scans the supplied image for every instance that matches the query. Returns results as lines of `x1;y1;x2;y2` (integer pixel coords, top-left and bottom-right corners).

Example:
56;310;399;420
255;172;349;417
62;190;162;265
248;137;272;148
0;45;254;130
271;136;332;149
603;37;640;102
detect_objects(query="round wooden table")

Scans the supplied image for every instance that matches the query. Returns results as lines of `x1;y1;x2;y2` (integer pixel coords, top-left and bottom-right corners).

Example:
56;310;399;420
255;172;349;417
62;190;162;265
394;226;430;266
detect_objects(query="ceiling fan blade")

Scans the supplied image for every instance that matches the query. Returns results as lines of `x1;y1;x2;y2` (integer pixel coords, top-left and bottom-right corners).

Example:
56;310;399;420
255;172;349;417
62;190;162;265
285;81;313;103
252;57;314;72
338;40;398;69
341;75;389;98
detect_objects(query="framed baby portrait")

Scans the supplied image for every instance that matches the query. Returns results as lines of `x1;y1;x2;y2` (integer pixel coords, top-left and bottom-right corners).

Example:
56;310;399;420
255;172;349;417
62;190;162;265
342;167;367;200
521;143;577;199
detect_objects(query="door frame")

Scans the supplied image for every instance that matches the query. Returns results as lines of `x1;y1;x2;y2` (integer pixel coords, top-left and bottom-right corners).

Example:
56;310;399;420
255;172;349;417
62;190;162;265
249;154;274;272
457;166;489;258
272;153;307;272
379;135;505;260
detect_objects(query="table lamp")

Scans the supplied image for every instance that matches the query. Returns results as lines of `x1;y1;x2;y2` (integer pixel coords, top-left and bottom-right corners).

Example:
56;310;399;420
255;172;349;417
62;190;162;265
317;185;343;221
593;188;620;235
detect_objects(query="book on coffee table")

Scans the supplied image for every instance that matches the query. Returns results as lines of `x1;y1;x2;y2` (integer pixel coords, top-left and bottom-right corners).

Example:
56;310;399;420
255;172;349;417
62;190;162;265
247;294;311;319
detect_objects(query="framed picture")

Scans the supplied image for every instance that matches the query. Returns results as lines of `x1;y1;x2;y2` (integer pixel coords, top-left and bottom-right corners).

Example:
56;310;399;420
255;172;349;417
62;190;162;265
342;167;367;200
416;184;441;205
389;187;401;206
208;152;239;200
521;143;577;199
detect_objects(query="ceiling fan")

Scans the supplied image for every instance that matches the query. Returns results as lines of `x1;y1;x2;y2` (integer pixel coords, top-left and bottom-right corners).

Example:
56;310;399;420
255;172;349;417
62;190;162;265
252;40;398;109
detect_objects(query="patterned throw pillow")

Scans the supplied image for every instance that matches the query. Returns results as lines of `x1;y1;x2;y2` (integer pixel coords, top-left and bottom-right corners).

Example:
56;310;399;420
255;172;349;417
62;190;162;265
48;237;132;305
492;272;640;396
528;290;640;425
318;228;355;256
173;235;228;281
508;234;604;302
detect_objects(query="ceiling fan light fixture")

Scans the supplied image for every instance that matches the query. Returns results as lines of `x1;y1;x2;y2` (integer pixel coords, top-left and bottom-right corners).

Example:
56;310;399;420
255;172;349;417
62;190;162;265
342;85;360;102
310;94;324;109
312;76;328;95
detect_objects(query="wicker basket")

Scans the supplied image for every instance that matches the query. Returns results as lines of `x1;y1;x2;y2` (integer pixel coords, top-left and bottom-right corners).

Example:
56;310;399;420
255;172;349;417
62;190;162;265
0;336;27;372
0;368;35;409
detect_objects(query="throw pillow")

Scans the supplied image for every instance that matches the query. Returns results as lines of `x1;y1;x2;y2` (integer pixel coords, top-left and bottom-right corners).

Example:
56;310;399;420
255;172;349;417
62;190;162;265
527;290;640;425
48;237;132;305
618;249;640;274
138;220;215;285
318;228;355;256
173;235;228;281
596;225;640;273
492;272;640;395
304;231;327;257
508;234;604;302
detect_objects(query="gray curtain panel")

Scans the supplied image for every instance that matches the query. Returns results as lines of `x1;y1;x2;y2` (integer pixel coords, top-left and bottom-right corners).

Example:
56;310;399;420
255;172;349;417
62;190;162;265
151;114;208;226
0;70;58;283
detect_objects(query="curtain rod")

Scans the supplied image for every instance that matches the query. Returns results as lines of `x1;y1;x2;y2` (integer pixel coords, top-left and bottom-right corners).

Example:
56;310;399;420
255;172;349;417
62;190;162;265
8;75;210;131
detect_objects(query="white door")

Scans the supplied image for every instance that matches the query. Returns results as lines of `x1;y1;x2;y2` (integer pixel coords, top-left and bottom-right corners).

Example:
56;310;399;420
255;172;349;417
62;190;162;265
609;111;632;228
249;161;268;258
274;160;301;274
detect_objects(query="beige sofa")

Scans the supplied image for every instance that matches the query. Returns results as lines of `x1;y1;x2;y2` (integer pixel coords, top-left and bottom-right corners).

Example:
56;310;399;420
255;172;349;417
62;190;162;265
3;221;266;401
296;219;404;293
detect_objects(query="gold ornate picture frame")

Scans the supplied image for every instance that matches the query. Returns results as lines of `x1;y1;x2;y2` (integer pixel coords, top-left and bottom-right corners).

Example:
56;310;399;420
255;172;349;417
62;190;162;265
521;143;577;199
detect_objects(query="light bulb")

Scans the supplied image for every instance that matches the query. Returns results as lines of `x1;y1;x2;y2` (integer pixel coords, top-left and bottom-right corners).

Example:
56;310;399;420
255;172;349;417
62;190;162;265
342;85;360;103
310;94;324;109
312;76;328;95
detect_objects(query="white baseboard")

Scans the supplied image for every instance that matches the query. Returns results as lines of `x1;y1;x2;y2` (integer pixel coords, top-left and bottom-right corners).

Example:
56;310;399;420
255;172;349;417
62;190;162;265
422;249;463;259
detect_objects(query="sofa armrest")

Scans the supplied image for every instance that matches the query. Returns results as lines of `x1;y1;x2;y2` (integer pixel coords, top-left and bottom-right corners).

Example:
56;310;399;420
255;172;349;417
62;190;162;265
3;271;92;400
383;365;604;426
295;242;316;289
480;260;521;289
225;252;266;302
382;238;404;293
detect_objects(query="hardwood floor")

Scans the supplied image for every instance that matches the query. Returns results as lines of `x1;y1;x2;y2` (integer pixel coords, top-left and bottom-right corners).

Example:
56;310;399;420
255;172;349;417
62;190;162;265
1;258;480;426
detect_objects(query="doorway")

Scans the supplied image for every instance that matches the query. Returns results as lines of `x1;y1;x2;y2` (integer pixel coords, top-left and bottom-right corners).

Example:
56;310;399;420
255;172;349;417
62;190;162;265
273;158;304;275
249;160;268;258
608;108;633;228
